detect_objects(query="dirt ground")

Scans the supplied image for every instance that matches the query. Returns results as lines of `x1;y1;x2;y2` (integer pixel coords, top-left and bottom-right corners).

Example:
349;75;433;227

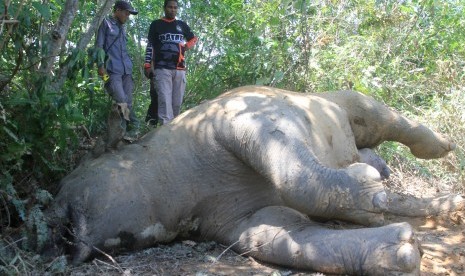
60;213;464;276
53;174;464;276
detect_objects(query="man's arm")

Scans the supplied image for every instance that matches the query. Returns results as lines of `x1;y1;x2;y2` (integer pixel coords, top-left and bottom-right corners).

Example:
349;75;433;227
143;41;154;79
183;22;198;49
185;36;198;49
143;22;157;78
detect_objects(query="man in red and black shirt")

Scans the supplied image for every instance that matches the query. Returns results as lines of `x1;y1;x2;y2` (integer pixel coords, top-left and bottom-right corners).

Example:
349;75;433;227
144;0;198;126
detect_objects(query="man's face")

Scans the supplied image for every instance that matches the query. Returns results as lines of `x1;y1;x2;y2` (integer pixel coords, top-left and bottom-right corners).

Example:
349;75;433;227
115;9;131;24
164;1;178;19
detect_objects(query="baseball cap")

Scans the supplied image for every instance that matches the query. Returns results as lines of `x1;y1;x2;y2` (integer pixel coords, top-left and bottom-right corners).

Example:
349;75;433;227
114;1;138;15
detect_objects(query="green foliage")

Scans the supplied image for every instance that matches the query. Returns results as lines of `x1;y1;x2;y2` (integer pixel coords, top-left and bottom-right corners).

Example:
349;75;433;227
0;0;106;245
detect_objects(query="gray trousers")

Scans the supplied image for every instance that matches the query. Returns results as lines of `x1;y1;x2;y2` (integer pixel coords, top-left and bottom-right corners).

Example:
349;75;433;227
154;68;186;125
106;73;139;128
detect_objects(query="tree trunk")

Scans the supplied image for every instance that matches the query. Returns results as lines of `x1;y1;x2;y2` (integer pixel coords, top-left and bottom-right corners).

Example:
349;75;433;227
50;0;115;92
39;0;116;92
39;0;79;75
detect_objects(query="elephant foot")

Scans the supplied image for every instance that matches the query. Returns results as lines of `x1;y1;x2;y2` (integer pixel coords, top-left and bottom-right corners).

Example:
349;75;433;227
358;148;390;179
282;162;388;227
407;125;455;159
226;206;420;275
360;222;421;275
322;163;388;226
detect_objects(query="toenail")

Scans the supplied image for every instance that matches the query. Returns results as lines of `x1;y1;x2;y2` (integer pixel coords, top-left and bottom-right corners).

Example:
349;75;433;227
396;243;418;271
398;225;414;242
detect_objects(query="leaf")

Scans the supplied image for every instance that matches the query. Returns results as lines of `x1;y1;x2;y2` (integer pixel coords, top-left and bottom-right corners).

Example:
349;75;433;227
40;155;65;172
255;77;271;85
272;71;284;83
2;126;20;143
96;48;106;65
32;2;51;21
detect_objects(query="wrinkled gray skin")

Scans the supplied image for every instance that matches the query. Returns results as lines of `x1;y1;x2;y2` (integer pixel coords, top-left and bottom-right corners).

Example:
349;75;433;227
44;86;458;275
359;148;390;179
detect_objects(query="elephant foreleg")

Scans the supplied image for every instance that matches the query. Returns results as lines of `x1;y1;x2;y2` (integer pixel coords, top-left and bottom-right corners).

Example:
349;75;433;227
224;206;420;275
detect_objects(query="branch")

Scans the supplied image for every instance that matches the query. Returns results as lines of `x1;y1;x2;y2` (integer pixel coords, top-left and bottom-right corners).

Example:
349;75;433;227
0;0;26;53
0;19;19;24
50;0;116;92
39;0;79;75
0;48;22;93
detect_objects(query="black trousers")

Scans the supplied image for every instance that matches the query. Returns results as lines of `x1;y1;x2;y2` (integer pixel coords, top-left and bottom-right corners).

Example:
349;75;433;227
145;79;158;125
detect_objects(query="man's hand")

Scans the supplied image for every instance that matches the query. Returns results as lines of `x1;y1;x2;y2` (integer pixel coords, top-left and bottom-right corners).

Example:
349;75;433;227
98;67;106;77
98;67;109;82
144;63;153;79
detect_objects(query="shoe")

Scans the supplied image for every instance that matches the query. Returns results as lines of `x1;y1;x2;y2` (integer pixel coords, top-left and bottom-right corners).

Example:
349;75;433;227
123;129;139;142
146;119;158;128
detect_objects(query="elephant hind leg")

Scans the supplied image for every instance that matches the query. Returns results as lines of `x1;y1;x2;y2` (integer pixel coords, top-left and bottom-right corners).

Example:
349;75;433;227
224;206;420;275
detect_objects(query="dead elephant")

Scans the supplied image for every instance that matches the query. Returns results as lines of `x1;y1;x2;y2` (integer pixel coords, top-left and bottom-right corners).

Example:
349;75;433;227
43;85;462;275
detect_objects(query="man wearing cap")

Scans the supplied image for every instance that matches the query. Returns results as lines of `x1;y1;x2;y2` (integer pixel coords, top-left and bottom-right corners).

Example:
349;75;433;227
96;0;140;141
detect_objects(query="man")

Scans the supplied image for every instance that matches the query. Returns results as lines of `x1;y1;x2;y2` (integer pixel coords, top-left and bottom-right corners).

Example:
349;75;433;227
144;0;198;126
96;0;139;140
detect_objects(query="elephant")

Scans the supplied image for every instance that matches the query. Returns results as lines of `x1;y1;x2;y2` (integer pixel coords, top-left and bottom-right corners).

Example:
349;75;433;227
43;85;463;275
